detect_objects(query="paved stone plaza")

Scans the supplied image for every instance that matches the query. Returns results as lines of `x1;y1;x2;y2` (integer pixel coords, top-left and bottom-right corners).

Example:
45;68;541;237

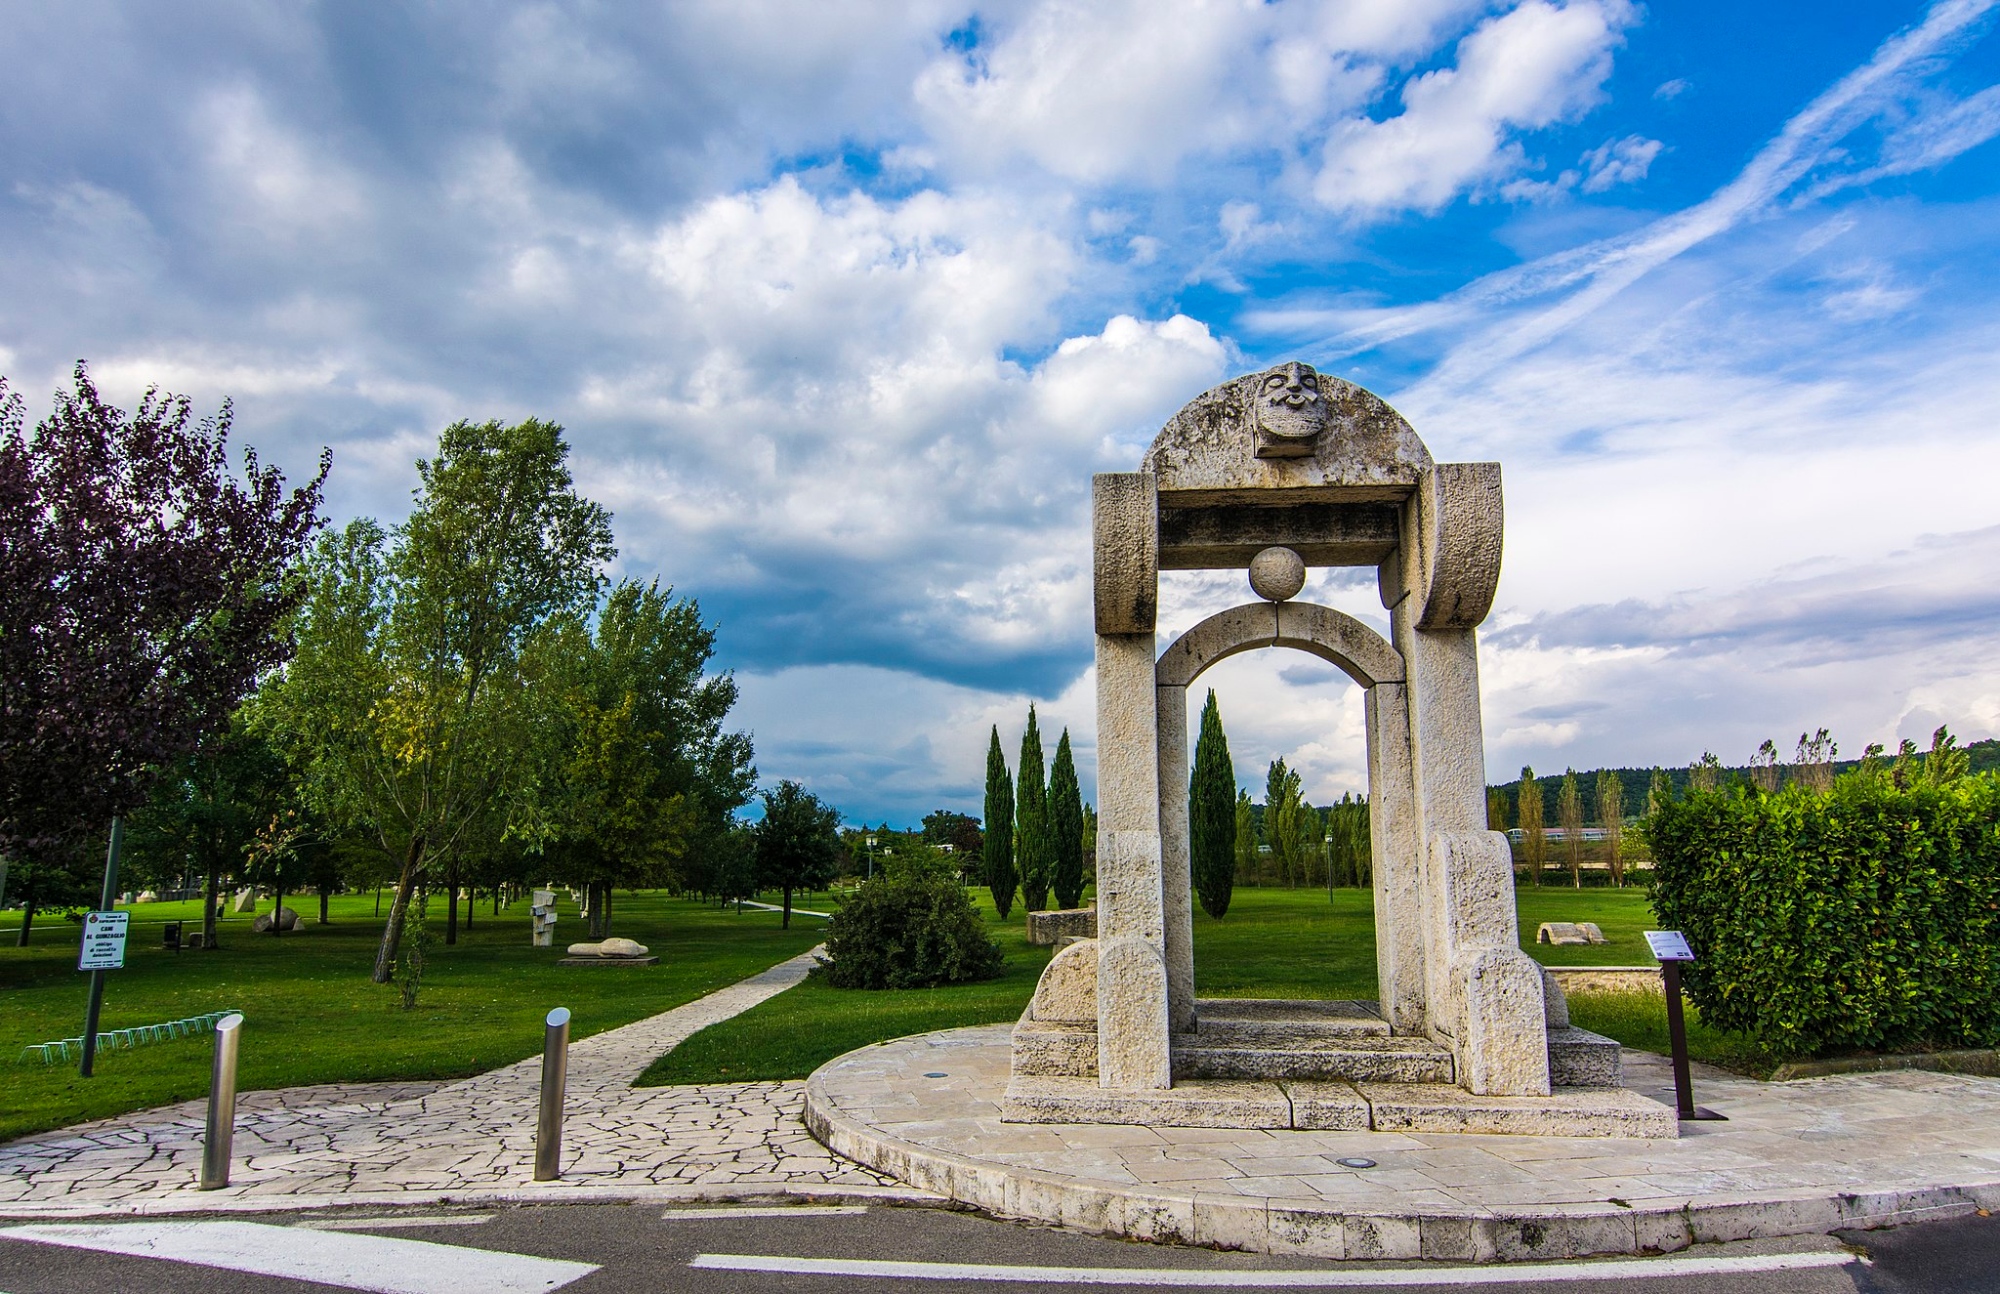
0;949;912;1216
808;1023;2000;1261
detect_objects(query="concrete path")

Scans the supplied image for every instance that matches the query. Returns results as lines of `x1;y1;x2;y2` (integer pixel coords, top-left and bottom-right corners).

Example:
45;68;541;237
806;1024;2000;1262
0;947;920;1217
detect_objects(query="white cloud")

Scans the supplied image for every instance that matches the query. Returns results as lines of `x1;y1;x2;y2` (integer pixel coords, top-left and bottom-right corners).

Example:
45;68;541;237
1579;133;1662;191
1312;0;1634;215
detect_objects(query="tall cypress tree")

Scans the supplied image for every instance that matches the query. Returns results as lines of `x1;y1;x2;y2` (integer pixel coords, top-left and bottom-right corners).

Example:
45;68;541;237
1190;690;1236;919
1016;706;1050;912
983;726;1016;919
1048;730;1084;910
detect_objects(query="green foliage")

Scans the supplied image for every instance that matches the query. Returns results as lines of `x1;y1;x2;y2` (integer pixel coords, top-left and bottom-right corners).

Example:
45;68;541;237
1596;769;1626;885
1646;769;2000;1059
1517;765;1544;882
1264;758;1305;885
1323;794;1371;889
1048;731;1085;910
1189;691;1236;919
1232;791;1257;884
752;780;842;928
1557;769;1584;888
983;727;1016;918
812;854;1005;990
1016;707;1051;912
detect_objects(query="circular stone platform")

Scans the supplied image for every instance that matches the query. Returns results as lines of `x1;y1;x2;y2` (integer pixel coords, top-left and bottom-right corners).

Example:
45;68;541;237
804;1024;2000;1262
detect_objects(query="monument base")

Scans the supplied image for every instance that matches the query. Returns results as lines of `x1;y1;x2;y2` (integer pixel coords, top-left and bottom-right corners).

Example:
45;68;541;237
557;955;659;967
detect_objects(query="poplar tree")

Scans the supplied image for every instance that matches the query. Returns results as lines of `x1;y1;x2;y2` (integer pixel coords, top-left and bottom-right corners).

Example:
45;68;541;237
1233;790;1257;885
983;726;1016;918
1048;730;1085;910
1265;758;1304;886
1647;766;1672;816
1557;768;1585;888
1596;769;1625;887
1517;766;1545;885
1016;706;1050;911
1189;690;1235;919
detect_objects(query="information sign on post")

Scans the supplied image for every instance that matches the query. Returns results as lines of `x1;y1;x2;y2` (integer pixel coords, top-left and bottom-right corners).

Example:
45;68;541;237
1644;929;1725;1122
78;911;130;971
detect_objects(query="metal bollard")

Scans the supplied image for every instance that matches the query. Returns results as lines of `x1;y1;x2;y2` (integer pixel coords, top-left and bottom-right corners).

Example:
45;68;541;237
535;1007;571;1181
199;1013;244;1190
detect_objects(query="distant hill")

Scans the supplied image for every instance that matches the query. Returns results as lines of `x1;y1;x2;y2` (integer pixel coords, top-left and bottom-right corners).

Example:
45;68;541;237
1491;739;2000;826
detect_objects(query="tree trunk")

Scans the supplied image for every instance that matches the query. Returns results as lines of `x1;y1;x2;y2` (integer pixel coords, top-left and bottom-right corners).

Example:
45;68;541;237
445;858;460;946
273;875;285;936
372;833;426;984
203;865;221;948
319;887;330;924
15;901;34;946
375;882;382;916
464;886;473;931
782;884;793;929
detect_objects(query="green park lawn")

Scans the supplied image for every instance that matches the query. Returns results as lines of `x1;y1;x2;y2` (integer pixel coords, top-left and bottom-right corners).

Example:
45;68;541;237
0;890;826;1142
644;881;1773;1085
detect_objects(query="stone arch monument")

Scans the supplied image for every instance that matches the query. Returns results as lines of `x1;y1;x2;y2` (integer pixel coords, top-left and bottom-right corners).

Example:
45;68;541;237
1005;363;1671;1137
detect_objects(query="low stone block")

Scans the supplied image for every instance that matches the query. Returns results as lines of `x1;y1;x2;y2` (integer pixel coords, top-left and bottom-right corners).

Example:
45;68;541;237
1356;1083;1678;1138
1028;939;1097;1022
1173;1034;1454;1084
1002;1075;1289;1128
251;907;300;933
1285;1080;1370;1130
1537;921;1591;946
1027;907;1098;947
557;955;659;966
1547;1025;1623;1087
1011;1016;1098;1077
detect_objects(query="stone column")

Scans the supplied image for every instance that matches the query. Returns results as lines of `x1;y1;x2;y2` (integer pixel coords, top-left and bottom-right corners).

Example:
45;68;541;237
1095;632;1171;1089
1156;682;1196;1033
1364;682;1428;1036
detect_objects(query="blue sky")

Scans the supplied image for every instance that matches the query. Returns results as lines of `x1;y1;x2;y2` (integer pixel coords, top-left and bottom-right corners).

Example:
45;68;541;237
5;1;1999;825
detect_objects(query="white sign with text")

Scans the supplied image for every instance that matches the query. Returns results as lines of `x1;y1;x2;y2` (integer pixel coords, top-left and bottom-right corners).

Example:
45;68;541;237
1644;930;1694;962
78;911;129;971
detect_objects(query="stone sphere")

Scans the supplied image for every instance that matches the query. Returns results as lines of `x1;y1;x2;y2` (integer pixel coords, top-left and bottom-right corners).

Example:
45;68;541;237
1249;546;1307;602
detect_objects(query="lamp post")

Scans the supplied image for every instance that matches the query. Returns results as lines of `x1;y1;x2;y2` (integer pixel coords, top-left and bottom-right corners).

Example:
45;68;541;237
865;834;876;880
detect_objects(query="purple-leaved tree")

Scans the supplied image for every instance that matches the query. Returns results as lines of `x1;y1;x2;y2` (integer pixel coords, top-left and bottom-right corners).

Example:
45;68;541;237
0;363;326;938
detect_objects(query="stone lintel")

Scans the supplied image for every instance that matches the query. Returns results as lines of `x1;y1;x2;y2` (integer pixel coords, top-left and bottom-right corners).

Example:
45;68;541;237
1157;501;1399;570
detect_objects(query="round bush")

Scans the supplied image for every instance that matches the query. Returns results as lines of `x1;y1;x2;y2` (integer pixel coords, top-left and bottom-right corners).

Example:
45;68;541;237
814;865;1004;989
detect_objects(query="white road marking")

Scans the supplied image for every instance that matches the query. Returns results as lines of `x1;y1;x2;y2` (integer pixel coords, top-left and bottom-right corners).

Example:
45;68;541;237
0;1220;596;1294
690;1249;1863;1286
300;1214;496;1230
666;1206;870;1219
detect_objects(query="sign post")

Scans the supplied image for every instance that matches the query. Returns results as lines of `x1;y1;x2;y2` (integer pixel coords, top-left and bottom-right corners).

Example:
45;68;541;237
78;819;126;1078
1645;930;1726;1122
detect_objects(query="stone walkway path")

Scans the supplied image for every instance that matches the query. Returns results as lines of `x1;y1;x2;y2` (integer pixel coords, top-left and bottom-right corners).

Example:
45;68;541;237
0;948;915;1217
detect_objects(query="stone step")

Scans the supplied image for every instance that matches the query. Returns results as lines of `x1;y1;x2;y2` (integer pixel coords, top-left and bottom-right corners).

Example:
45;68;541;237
1002;1074;1678;1138
1173;1035;1455;1084
1548;1025;1623;1087
1191;998;1390;1038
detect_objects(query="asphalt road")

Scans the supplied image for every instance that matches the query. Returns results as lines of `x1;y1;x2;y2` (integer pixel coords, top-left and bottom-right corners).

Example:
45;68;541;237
0;1201;1993;1294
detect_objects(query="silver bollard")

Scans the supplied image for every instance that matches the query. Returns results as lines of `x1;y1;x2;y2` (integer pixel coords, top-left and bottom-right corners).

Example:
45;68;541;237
199;1012;244;1190
535;1006;571;1181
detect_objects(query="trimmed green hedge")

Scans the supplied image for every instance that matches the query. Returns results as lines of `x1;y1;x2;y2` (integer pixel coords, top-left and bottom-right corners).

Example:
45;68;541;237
811;863;1005;990
1647;772;2000;1059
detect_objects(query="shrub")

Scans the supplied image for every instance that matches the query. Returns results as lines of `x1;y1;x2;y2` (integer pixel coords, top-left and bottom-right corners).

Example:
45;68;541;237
1646;771;2000;1059
813;853;1005;989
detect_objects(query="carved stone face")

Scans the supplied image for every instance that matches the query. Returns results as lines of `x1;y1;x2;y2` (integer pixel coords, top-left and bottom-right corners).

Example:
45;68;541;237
1252;361;1326;458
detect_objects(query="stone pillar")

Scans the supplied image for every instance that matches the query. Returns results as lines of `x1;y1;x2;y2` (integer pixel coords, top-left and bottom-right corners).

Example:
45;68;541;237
1156;682;1195;1033
1364;682;1428;1036
1096;633;1171;1089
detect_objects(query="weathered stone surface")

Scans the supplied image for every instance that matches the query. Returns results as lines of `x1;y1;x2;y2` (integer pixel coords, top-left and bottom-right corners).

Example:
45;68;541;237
1458;948;1552;1097
1537;921;1605;946
1025;908;1097;948
1003;1075;1290;1129
1011;1017;1097;1077
1357;1082;1677;1139
250;907;299;933
1541;967;1569;1028
1096;937;1171;1091
1093;473;1157;635
1547;966;1661;995
232;887;256;913
1154;602;1402;691
1174;1035;1453;1084
1411;462;1503;631
566;937;650;957
1248;546;1306;601
1027;939;1097;1022
1285;1080;1371;1130
1547;1026;1622;1088
1153;685;1195;1033
1193;998;1389;1037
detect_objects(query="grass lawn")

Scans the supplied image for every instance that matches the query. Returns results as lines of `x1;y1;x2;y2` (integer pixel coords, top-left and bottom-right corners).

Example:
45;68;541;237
0;890;826;1142
650;881;1776;1082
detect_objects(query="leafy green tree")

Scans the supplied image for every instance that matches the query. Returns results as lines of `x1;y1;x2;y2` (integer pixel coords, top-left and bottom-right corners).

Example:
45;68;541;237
1486;786;1510;832
1189;691;1236;919
1325;794;1371;889
1048;731;1085;910
983;727;1016;918
256;418;613;982
1233;790;1257;884
1265;758;1306;886
1557;769;1584;888
1647;766;1672;816
1517;766;1544;884
921;810;982;857
754;780;842;929
125;723;287;948
1596;769;1625;886
1016;707;1051;912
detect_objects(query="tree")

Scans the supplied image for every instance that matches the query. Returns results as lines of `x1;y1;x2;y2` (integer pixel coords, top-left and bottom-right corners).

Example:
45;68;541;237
125;725;287;948
921;810;983;857
0;364;325;895
1016;707;1051;912
1517;766;1545;884
1233;791;1257;885
1048;731;1085;910
257;418;613;982
1647;766;1673;816
983;727;1016;918
1189;691;1236;919
1326;794;1371;890
754;780;842;928
1265;758;1305;886
1557;769;1584;888
1596;769;1625;887
1486;786;1510;832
